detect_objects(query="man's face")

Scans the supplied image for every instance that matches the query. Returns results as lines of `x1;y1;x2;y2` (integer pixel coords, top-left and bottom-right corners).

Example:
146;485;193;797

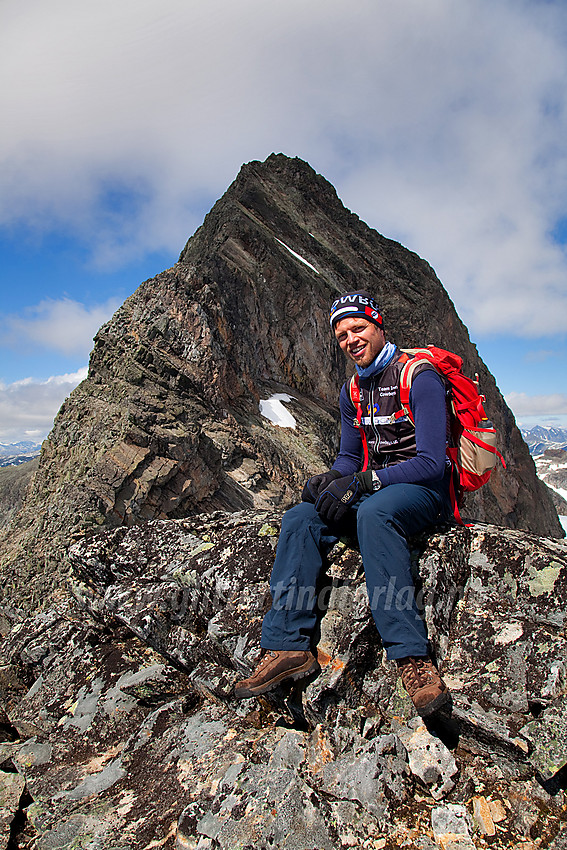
334;316;386;369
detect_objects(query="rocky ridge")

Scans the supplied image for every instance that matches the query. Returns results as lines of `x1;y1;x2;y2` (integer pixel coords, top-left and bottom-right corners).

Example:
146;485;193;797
0;154;562;612
0;460;38;532
532;451;567;522
1;511;566;848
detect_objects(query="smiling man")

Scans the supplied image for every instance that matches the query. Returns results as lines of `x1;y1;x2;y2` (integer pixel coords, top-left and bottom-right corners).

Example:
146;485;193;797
234;291;452;717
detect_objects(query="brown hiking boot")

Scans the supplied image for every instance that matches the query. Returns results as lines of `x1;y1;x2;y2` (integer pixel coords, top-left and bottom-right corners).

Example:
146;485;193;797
396;655;449;717
234;650;320;699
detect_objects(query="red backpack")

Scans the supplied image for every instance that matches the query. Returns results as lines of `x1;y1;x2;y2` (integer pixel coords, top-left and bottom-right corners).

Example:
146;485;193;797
349;346;506;524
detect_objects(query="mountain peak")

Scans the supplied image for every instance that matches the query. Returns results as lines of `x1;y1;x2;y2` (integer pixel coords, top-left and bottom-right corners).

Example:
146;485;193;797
521;425;567;456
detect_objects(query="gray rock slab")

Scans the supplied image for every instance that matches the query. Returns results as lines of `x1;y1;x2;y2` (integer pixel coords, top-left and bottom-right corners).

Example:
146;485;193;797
431;804;475;849
0;771;26;848
520;695;567;779
393;718;458;799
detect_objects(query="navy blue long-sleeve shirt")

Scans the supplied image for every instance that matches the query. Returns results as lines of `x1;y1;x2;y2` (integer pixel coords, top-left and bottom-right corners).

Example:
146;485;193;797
332;368;449;487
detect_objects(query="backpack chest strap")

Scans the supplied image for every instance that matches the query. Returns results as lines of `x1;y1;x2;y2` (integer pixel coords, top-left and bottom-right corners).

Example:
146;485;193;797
349;374;369;471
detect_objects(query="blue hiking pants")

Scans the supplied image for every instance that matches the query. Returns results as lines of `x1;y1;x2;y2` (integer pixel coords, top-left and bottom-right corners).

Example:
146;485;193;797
261;481;449;660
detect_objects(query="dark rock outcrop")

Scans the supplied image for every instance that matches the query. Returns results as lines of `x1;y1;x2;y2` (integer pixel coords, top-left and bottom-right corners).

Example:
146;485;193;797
1;513;566;848
0;154;562;612
547;487;567;519
0;458;38;531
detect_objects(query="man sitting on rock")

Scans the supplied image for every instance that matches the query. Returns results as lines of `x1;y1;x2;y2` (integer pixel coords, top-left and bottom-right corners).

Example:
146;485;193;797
234;291;451;717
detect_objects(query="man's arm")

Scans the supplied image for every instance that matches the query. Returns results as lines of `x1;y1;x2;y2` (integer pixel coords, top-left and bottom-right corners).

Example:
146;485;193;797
330;383;363;476
313;369;448;523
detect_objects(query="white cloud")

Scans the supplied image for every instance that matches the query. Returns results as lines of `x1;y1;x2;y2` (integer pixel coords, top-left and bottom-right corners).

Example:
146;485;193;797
0;0;566;332
524;349;556;364
1;297;120;356
505;391;567;418
0;367;87;442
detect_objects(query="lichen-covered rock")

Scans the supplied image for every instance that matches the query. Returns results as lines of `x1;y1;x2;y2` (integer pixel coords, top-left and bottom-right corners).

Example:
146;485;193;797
520;696;567;780
441;526;567;770
64;513;567;774
431;804;475;850
471;795;496;836
1;512;566;848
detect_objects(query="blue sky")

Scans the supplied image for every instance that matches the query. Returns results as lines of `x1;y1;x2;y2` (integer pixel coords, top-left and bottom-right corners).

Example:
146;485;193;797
1;0;566;443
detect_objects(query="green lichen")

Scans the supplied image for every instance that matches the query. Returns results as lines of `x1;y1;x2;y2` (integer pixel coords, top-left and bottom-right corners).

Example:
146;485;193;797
258;524;278;537
26;802;47;831
522;704;567;779
528;561;563;597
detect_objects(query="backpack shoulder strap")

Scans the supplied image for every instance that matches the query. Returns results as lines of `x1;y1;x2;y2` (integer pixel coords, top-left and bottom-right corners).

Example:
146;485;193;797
348;373;359;406
348;373;370;472
398;349;439;425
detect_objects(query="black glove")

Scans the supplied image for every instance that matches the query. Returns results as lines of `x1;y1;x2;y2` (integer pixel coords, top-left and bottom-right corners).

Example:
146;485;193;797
315;471;374;524
301;469;342;503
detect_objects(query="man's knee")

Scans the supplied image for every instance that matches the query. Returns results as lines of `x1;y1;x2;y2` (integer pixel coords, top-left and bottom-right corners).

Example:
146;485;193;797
357;483;444;540
280;500;319;533
356;492;393;529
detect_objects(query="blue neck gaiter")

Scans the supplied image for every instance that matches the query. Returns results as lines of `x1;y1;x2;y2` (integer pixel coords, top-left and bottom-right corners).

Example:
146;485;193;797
356;341;397;378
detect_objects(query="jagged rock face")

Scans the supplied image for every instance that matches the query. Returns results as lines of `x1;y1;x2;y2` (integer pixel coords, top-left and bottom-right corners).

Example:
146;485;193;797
535;450;567;517
1;515;566;848
0;154;562;611
0;458;37;531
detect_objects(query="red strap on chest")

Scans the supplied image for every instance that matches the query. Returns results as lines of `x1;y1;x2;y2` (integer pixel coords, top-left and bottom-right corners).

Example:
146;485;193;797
349;374;369;472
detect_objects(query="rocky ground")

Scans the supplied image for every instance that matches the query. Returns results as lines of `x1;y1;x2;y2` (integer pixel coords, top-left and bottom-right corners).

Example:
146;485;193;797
1;511;566;849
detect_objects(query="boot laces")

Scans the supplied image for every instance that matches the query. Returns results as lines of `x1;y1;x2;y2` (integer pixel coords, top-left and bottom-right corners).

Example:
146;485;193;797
253;650;277;674
400;657;435;693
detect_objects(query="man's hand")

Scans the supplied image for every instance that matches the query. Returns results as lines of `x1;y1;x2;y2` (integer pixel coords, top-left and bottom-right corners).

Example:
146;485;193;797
301;469;342;503
315;472;373;523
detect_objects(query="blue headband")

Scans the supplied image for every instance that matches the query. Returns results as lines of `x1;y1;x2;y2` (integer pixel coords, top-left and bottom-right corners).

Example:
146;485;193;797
329;291;383;329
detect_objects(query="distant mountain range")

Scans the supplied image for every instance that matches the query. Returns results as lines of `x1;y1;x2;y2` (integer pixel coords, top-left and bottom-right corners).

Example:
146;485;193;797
0;441;42;467
520;425;567;456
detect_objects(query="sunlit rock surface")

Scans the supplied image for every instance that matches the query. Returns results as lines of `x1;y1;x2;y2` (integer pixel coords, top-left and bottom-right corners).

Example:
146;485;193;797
1;512;566;848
